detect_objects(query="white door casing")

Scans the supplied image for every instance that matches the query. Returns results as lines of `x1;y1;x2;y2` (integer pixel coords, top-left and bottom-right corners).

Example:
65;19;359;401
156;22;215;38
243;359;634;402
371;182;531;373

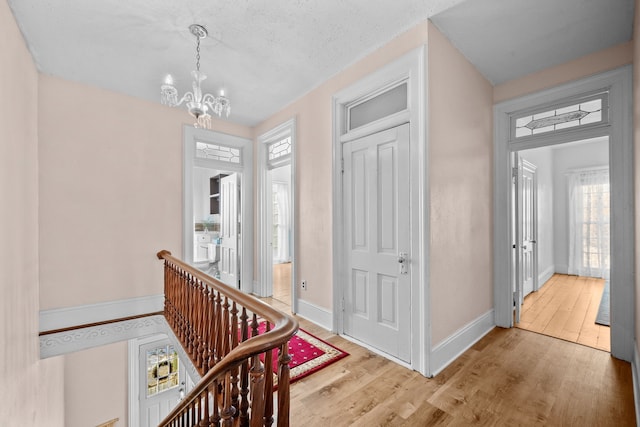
257;118;297;310
332;46;427;374
493;66;633;361
219;173;239;287
183;125;254;294
343;124;411;363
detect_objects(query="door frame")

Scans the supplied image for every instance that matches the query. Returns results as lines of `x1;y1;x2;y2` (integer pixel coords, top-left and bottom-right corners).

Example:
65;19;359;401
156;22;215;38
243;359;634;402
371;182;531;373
128;334;195;427
183;125;254;294
331;46;429;375
493;65;633;361
257;118;297;312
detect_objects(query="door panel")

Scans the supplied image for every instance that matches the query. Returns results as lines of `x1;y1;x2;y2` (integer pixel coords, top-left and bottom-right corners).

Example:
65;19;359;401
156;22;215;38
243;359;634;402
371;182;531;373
139;340;184;427
220;173;239;287
343;123;411;363
514;155;538;323
521;159;537;297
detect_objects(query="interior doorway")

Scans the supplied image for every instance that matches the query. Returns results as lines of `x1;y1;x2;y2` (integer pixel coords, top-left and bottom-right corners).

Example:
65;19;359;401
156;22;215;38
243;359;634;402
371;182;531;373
270;164;292;305
512;137;611;352
182;126;254;293
257;119;296;310
494;66;632;361
332;47;427;374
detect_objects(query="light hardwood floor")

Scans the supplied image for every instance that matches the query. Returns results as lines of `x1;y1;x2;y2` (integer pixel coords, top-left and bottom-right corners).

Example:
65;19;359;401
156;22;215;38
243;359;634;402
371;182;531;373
263;297;635;426
272;262;291;304
516;274;610;352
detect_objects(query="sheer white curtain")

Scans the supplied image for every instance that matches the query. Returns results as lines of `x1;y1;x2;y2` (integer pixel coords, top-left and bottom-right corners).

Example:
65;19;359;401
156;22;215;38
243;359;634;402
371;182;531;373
567;168;610;279
273;182;290;263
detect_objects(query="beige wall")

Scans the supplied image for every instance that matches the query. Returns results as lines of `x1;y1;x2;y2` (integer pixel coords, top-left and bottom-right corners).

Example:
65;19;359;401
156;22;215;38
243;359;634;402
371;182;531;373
634;0;640;362
427;24;494;345
254;20;494;346
37;76;250;424
38;75;252;310
253;21;430;310
0;0;64;425
494;41;633;104
64;342;127;427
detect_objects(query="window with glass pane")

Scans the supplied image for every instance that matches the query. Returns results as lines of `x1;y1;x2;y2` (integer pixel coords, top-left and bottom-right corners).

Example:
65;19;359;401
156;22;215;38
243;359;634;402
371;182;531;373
268;137;291;164
196;141;241;164
581;180;610;272
348;82;407;131
272;189;279;252
146;345;179;397
513;94;607;139
568;169;610;279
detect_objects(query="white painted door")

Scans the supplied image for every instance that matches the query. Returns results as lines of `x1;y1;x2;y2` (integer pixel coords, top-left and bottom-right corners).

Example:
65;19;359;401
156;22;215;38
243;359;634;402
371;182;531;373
343;124;411;363
514;155;538;323
220;173;239;287
139;340;184;427
520;158;537;297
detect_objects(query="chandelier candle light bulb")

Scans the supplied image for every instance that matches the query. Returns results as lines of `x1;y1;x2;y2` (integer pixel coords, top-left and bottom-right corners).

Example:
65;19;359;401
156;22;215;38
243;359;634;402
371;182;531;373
160;24;231;129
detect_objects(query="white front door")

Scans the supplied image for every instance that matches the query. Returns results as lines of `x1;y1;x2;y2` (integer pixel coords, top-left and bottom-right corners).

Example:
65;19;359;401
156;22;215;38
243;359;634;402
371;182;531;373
220;173;239;287
139;339;184;427
343;123;411;363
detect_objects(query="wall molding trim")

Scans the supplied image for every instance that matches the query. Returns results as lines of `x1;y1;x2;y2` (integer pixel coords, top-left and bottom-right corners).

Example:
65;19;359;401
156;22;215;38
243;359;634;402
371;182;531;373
40;314;167;358
39;294;164;333
297;299;333;331
430;310;495;377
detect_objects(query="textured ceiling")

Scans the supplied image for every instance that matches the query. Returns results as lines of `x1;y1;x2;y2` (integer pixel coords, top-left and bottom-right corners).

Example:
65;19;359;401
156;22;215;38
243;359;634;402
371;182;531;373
8;0;465;126
8;0;635;126
431;0;634;85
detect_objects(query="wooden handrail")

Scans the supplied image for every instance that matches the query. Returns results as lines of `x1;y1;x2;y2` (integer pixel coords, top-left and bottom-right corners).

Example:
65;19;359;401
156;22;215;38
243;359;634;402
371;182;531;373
156;250;298;427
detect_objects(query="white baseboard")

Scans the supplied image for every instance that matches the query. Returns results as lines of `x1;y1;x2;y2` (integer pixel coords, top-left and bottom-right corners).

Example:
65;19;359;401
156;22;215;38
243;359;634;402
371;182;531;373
430;309;495;377
39;294;164;332
538;265;555;288
296;299;333;331
633;342;640;427
555;264;568;275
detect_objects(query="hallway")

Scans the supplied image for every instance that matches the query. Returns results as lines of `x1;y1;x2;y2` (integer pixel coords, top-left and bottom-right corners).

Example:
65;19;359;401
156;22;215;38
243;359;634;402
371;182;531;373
262;296;633;426
516;274;610;352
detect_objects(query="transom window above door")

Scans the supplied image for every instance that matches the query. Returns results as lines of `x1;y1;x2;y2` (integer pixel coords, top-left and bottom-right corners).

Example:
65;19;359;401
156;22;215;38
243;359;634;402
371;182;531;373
196;141;242;164
267;135;291;169
511;92;608;140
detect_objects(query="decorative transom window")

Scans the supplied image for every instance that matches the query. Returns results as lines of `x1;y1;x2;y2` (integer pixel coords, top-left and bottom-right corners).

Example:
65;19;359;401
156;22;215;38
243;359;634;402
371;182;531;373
268;136;291;162
146;344;179;397
347;82;407;131
196;141;242;164
266;136;291;169
512;92;608;139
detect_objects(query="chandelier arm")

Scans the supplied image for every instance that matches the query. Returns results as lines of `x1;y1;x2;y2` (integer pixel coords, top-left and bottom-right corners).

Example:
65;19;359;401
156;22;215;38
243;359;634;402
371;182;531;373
175;92;196;107
201;93;218;105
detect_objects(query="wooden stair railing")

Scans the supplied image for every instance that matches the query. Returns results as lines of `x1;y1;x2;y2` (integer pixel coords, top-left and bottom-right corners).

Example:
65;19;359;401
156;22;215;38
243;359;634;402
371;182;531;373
156;250;298;427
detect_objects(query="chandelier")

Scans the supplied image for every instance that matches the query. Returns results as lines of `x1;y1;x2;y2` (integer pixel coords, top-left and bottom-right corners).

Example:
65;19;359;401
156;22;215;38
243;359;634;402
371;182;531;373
161;24;231;129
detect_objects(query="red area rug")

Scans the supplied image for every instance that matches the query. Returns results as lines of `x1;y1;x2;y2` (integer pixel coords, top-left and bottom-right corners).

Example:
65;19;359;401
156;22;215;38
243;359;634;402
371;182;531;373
255;322;349;389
